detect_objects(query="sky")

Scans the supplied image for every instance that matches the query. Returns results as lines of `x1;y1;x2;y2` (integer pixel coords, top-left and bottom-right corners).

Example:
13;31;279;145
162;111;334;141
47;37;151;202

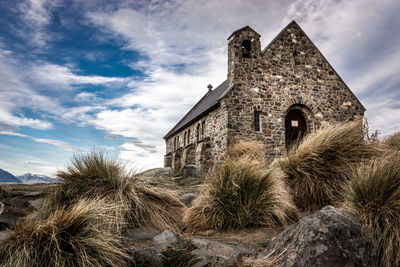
0;0;399;177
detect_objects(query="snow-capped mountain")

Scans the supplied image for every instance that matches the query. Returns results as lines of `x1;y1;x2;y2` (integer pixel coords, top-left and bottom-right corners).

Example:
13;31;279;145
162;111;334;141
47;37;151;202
17;173;60;183
0;169;21;183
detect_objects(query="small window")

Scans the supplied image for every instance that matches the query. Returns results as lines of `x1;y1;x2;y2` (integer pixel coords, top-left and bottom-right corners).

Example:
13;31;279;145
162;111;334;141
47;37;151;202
177;136;179;148
184;132;187;146
196;124;200;141
242;40;251;58
187;129;191;144
201;121;205;137
254;111;261;132
174;137;176;150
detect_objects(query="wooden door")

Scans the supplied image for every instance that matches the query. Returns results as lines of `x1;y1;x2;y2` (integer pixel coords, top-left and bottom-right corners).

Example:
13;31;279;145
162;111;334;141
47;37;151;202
285;109;307;149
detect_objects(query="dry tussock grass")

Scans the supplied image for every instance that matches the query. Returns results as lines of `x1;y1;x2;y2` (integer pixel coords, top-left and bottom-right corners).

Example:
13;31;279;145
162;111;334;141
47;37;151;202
383;131;400;151
0;198;131;267
271;121;378;212
45;151;185;231
224;141;267;163
184;156;298;231
342;152;400;267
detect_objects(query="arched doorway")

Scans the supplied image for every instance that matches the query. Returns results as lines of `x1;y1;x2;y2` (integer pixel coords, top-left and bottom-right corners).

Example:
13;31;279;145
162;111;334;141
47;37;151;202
285;109;307;149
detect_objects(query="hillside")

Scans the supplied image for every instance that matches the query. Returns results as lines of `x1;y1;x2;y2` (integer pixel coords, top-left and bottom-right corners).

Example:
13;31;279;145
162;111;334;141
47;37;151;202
17;173;60;183
0;169;21;183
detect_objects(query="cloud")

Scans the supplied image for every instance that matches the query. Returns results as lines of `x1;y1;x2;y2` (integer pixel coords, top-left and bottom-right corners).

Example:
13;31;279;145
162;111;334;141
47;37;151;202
30;63;128;88
24;161;43;165
17;0;62;47
0;131;77;151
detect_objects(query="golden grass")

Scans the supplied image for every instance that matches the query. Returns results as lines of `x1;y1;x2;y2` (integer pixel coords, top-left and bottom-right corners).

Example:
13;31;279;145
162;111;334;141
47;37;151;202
184;157;298;231
45;151;186;231
224;141;267;163
0;198;131;267
271;121;378;212
383;131;400;151
342;152;400;267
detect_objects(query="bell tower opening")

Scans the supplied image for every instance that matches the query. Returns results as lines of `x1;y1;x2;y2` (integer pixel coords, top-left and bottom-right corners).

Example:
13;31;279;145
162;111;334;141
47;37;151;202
285;109;307;149
241;40;252;58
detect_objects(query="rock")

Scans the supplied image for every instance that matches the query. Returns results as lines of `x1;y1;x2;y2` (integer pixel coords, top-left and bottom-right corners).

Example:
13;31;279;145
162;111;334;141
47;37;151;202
24;191;42;197
0;203;35;228
0;230;10;243
258;206;375;267
150;230;179;251
179;193;198;207
28;198;44;210
122;228;160;241
132;246;163;266
191;239;254;267
181;165;203;177
140;167;173;178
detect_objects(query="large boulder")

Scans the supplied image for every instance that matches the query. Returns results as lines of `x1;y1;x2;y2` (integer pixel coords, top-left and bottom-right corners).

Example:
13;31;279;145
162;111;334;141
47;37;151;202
258;206;375;267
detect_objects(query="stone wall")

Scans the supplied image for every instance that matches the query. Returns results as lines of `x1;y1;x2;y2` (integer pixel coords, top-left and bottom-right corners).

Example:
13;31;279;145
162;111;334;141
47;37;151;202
164;102;228;173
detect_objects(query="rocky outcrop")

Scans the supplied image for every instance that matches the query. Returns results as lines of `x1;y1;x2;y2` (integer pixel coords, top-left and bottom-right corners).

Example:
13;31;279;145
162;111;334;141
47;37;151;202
132;230;254;266
191;238;253;267
181;165;203;178
258;206;375;267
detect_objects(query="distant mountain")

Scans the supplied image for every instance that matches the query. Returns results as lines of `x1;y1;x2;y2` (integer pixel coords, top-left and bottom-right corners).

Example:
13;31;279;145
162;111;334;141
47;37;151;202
17;173;60;183
0;169;21;183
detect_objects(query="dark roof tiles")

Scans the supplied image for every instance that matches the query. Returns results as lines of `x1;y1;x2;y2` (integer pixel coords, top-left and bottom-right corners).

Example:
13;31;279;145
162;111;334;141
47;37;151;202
163;80;230;139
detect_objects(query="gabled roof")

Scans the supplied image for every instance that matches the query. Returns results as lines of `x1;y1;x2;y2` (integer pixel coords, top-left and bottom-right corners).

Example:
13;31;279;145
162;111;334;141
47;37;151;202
163;80;231;139
262;20;366;111
227;25;260;40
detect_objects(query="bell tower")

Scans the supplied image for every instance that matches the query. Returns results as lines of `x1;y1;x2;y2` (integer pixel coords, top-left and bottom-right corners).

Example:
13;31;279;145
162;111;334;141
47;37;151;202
227;25;261;86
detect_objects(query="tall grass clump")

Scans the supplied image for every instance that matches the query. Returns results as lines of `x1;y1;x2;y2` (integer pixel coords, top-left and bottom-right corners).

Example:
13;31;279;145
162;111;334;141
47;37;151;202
224;141;267;163
46;151;185;231
342;153;400;267
184;157;298;231
271;121;377;212
0;198;131;267
383;131;400;151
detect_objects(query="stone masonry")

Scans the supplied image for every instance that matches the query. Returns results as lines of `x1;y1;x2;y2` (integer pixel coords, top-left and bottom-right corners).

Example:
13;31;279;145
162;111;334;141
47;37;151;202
163;21;365;173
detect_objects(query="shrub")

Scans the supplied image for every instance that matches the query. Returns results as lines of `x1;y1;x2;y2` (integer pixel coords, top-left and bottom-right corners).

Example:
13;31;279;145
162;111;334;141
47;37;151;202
342;153;400;267
271;121;377;212
184;157;298;231
383;131;400;151
45;151;186;231
0;198;131;267
224;141;267;163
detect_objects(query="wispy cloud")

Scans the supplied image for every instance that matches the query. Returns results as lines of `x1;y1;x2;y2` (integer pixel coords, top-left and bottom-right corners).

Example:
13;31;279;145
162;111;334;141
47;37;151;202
17;0;62;47
0;131;77;151
30;63;128;88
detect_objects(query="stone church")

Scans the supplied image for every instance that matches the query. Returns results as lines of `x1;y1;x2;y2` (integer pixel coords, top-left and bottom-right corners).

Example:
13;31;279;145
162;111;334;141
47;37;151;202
163;20;365;172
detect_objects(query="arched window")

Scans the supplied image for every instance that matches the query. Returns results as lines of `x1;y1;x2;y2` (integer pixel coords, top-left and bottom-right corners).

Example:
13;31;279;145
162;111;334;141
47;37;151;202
187;129;191;144
241;40;251;58
196;124;200;141
254;111;261;132
177;136;179;148
174;137;176;150
184;132;187;146
201;121;205;137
